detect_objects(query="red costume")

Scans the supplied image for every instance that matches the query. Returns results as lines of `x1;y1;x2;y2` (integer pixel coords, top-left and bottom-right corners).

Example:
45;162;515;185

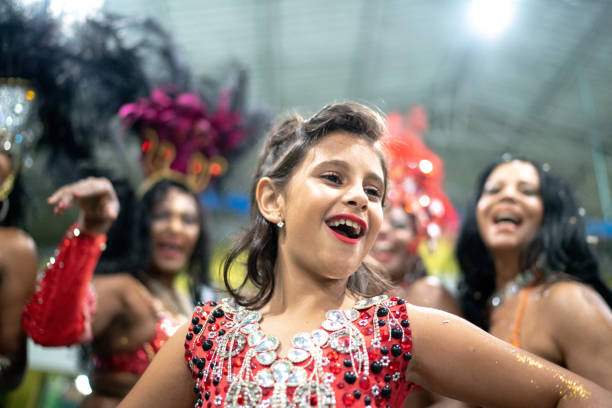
185;296;416;408
22;224;185;375
93;312;183;375
22;225;105;346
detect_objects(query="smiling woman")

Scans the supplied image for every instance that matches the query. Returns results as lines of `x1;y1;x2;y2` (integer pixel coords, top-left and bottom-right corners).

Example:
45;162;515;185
457;156;612;390
21;176;210;407
20;81;260;406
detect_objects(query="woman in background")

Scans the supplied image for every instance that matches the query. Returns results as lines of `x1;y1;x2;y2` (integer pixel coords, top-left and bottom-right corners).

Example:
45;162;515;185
456;156;612;390
372;107;460;314
0;150;37;391
21;68;267;405
22;174;208;407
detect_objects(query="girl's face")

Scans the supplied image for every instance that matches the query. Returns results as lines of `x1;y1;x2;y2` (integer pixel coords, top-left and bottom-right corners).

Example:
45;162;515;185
371;205;418;281
149;187;201;275
279;131;385;279
476;161;543;255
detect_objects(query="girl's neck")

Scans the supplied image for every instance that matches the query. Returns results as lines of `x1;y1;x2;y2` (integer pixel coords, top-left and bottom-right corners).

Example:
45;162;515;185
262;258;356;316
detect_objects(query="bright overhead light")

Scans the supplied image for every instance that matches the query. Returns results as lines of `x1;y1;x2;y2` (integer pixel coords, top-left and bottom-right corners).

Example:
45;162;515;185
467;0;516;39
19;0;103;21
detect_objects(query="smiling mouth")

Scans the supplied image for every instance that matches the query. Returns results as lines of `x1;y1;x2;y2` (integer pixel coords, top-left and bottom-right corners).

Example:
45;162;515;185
326;217;365;240
156;242;186;258
493;213;522;226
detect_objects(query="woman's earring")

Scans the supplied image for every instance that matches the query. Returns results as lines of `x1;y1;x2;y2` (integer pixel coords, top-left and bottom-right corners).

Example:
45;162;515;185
277;220;285;228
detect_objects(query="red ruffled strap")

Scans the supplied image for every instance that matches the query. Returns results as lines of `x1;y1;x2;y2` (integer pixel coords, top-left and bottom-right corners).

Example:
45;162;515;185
22;224;106;346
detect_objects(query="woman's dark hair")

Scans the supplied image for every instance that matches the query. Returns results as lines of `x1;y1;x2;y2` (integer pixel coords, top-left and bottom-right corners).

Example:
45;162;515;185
456;156;612;329
223;102;391;308
134;179;210;302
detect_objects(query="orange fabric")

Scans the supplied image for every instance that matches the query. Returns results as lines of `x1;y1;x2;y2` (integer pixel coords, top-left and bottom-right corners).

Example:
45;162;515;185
510;286;532;347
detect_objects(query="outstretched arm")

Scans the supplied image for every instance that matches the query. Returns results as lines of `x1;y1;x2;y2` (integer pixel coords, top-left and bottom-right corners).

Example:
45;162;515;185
118;322;196;408
406;305;611;407
22;177;118;346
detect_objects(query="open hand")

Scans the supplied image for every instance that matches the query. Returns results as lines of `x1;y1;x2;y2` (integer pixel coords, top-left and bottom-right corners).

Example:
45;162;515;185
47;177;119;235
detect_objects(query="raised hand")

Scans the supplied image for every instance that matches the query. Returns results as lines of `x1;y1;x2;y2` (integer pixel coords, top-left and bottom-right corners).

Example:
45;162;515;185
47;177;119;235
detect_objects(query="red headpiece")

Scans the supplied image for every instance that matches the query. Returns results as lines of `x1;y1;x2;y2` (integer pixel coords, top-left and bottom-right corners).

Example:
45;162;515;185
383;106;458;248
119;86;246;195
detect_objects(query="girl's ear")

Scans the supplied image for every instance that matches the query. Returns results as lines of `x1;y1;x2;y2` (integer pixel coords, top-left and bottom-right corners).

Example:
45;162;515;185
255;177;285;224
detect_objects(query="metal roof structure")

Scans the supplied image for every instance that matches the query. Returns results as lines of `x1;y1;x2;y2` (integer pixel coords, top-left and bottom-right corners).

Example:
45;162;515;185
104;0;612;224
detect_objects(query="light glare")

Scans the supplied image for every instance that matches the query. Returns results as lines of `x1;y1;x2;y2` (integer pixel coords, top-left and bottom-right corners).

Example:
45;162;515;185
75;374;92;396
467;0;516;39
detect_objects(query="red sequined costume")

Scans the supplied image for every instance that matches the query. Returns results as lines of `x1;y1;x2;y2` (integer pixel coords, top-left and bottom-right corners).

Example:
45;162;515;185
93;308;184;375
185;296;416;408
22;224;106;346
21;224;183;376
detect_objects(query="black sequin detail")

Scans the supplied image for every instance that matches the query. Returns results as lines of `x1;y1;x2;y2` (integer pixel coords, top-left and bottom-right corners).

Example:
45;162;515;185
401;319;410;327
202;340;214;351
364;396;372;405
381;384;392;398
196;358;205;370
353;390;361;399
384;374;391;382
378;319;386;327
192;324;203;334
343;359;352;367
213;308;224;318
371;361;383;374
391;344;402;357
344;371;357;384
192;316;199;324
207;316;216;324
397;299;405;305
380;346;389;355
186;332;193;341
391;327;403;339
403;352;412;361
376;307;389;317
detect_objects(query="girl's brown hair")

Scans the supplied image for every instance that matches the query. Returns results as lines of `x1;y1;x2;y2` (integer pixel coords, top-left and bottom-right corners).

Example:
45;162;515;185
223;102;391;308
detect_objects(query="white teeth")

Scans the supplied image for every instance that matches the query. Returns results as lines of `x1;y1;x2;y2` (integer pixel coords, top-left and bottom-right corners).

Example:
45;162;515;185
494;212;520;224
328;218;362;235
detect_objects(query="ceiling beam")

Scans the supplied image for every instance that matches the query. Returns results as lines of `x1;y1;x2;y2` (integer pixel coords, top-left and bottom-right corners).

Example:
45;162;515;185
517;2;612;132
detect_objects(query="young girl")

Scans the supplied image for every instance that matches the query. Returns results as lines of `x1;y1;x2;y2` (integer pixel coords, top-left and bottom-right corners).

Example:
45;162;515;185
118;102;611;407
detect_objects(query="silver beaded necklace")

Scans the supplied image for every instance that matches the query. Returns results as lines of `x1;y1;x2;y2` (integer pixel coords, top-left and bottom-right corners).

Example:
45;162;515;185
490;268;537;308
